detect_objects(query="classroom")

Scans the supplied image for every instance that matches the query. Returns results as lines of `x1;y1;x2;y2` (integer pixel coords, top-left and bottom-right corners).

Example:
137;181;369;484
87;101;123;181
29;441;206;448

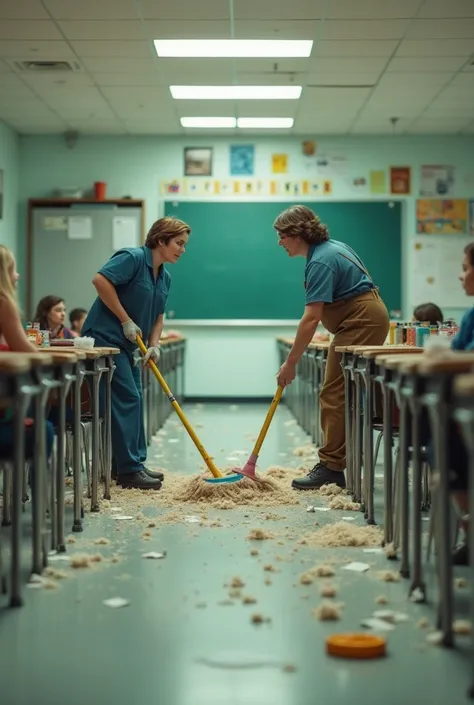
1;0;474;703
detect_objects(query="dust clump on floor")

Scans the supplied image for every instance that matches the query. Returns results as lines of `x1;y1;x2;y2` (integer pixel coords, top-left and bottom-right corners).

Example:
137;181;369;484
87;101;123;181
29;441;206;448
375;595;389;605
417;617;430;629
263;564;276;572
317;484;344;497
303;522;382;548
251;613;270;625
328;495;361;511
384;543;397;559
242;595;257;605
320;583;338;598
44;567;69;580
94;537;110;545
247;528;274;541
313;602;342;621
43;579;59;590
377;570;400;583
300;564;335;585
453;620;471;635
250;549;259;556
66;536;76;544
70;554;93;569
293;444;317;458
455;577;468;589
230;576;245;588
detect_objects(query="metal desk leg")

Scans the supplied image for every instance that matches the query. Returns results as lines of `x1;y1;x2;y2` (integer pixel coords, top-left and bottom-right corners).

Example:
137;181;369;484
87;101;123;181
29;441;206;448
32;387;48;575
363;362;376;524
382;382;394;546
398;393;410;579
10;389;30;607
342;358;353;495
428;396;453;647
56;371;73;552
409;390;426;601
72;364;84;532
103;356;115;501
353;372;363;505
90;361;106;513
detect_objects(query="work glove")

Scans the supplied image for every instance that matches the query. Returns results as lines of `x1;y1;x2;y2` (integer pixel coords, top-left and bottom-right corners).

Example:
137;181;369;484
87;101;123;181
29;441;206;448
122;319;142;343
142;345;161;365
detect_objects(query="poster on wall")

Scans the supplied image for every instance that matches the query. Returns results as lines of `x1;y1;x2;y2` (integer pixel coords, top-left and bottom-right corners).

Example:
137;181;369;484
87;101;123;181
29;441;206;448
271;153;288;174
302;140;317;156
184;147;213;176
230;145;254;176
412;236;471;308
0;169;3;220
160;179;184;196
390;166;411;195
416;199;468;235
420;165;455;197
369;170;386;194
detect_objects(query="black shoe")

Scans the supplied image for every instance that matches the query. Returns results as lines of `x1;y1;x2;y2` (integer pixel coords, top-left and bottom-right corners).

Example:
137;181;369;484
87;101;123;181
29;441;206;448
117;471;162;490
453;542;469;566
112;467;164;482
292;463;346;491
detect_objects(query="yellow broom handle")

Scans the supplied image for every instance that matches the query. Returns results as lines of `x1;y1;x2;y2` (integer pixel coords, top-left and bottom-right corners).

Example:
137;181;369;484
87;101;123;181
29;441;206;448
252;386;284;456
136;336;222;478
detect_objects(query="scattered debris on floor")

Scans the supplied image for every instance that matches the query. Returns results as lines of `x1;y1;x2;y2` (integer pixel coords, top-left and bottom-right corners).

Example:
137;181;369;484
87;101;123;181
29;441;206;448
103;597;130;609
242;595;257;605
342;562;370;573
453;620;471;635
303;522;382;548
142;552;166;560
320;583;338;598
426;631;443;646
384;543;397;559
251;613;270;625
361;617;394;632
70;554;93;569
93;537;110;545
313;602;343;621
328;496;361;511
247;528;274;540
300;564;335;585
263;564;276;572
230;577;245;588
66;536;76;544
455;577;468;589
43;567;69;580
417;617;430;629
377;570;400;583
375;595;389;605
250;549;259;556
317;484;344;497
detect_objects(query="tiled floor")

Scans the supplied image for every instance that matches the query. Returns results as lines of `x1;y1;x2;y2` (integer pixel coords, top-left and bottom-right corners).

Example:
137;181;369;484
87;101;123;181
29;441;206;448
0;402;471;705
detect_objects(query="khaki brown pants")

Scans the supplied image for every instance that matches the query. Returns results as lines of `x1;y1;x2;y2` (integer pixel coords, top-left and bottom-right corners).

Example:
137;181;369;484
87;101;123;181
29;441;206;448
318;290;389;471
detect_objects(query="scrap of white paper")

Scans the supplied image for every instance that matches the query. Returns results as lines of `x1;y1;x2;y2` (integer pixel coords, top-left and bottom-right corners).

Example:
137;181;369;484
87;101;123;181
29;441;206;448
226;457;240;462
48;554;71;562
362;548;384;554
168;438;179;443
142;552;166;560
103;597;130;609
361;617;395;632
306;506;316;513
112;216;138;251
313;507;331;512
68;215;92;240
185;516;201;523
373;610;409;624
110;507;123;512
342;517;356;522
343;562;370;572
113;515;134;520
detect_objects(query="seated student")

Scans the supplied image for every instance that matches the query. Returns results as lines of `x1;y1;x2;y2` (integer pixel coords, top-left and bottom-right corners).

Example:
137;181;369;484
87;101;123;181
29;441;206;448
34;295;75;339
413;302;443;326
435;242;474;564
0;245;54;460
70;307;88;335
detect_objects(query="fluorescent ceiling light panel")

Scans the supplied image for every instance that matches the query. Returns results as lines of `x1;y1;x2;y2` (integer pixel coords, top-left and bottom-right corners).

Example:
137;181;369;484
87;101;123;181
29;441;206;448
155;39;313;58
180;117;236;128
237;118;294;128
170;85;302;100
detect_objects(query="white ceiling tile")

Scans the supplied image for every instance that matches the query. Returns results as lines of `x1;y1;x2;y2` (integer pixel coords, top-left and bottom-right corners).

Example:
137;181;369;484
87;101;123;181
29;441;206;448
0;0;49;19
406;19;474;39
396;39;474;57
326;0;421;19
0;73;27;87
0;20;63;40
322;19;410;40
0;40;75;59
58;20;144;40
6;118;69;134
306;72;380;86
70;41;152;58
294;117;353;134
100;86;175;119
418;0;474;18
425;103;474;118
143;19;233;39
41;88;118;119
299;87;371;113
20;73;95;91
93;72;164;87
0;82;38;100
310;57;387;73
407;117;471;133
462;119;474;132
432;86;474;105
236;101;298;118
122;118;178;134
176;100;236;117
0;99;60;119
43;0;138;20
236;71;306;84
451;72;474;86
351;116;412;133
234;19;319;39
66;118;128;134
81;57;158;74
0;60;10;72
140;0;230;20
377;71;453;87
233;0;325;20
317;40;398;57
387;57;467;71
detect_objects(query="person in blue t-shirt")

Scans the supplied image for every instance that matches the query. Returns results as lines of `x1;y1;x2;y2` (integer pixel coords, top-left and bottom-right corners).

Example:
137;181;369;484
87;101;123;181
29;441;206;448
274;205;389;491
82;217;190;491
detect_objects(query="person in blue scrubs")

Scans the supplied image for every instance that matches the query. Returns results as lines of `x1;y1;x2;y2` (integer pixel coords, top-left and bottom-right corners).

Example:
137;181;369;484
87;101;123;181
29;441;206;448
273;205;389;491
82;217;190;490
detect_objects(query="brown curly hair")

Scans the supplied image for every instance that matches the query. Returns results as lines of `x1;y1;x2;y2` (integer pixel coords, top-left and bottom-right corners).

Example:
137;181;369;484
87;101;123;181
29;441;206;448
145;217;191;249
273;205;329;245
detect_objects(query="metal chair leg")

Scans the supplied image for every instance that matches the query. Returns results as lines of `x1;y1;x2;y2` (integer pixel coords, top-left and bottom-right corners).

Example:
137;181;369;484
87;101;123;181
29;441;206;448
2;463;12;526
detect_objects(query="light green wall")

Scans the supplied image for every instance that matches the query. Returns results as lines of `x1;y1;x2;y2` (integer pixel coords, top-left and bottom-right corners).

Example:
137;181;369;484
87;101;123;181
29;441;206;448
18;133;474;395
0;121;20;256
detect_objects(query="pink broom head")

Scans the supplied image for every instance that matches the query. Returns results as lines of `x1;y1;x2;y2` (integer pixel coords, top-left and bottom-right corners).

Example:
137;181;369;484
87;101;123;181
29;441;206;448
231;453;258;480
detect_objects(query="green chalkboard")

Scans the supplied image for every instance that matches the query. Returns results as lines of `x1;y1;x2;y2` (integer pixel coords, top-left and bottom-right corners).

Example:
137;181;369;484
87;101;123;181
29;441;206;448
164;201;401;319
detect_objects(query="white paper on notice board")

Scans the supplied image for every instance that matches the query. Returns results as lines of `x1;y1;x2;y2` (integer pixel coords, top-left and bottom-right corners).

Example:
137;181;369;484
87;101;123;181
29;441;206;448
412;236;472;309
113;217;138;250
68;215;92;240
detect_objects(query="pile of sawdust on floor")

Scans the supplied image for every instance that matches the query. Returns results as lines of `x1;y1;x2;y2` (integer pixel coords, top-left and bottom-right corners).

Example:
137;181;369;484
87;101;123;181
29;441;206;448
293;444;317;458
247;528;274;540
453;620;471;635
302;522;383;548
377;570;400;583
299;564;335;585
375;595;389;605
317;484;344;497
312;602;343;621
327;495;361;511
320;583;338;598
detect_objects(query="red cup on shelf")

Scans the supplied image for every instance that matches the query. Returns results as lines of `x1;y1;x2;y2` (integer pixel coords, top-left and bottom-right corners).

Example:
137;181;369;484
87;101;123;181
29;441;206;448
94;181;107;200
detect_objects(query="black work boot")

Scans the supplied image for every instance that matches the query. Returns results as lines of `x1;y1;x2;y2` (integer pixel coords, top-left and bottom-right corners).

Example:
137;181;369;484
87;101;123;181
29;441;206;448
117;470;162;490
292;463;346;491
112;466;164;482
453;541;469;566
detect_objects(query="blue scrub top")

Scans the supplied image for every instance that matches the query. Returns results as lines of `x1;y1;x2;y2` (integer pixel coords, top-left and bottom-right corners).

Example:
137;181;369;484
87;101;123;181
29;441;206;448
82;246;170;351
304;239;373;305
452;307;474;351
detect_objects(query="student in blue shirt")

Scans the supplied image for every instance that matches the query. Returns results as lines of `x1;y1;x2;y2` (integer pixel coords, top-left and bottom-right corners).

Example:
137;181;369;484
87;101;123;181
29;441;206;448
82;217;190;491
274;205;389;491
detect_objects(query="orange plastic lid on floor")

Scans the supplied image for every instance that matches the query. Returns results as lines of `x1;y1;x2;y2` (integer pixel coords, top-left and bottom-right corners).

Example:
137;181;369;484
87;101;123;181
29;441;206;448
326;633;387;659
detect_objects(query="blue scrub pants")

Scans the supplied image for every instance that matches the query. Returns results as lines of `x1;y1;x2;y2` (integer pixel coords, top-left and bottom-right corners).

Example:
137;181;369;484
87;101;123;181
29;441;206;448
93;335;147;476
